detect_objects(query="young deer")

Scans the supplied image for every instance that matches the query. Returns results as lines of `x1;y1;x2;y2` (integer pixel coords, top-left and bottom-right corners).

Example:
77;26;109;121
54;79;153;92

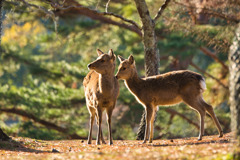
83;49;119;145
116;55;223;144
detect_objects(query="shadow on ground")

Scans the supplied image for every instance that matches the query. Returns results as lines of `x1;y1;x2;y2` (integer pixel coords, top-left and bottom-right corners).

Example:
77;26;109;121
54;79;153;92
0;139;50;153
152;134;232;147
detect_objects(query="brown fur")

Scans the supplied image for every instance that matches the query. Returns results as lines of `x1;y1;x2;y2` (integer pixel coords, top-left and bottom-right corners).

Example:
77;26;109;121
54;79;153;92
116;55;223;143
83;49;119;145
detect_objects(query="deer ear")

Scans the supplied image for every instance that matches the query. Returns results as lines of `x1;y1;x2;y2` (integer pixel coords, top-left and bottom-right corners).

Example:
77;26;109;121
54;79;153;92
108;49;115;61
97;49;104;56
128;54;134;65
117;55;125;62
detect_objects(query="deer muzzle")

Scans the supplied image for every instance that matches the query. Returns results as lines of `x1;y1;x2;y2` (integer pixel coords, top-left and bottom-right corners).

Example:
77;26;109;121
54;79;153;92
87;63;93;70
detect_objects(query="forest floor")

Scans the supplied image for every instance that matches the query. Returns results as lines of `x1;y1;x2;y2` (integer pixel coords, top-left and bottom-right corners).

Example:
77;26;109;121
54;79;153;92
0;132;236;160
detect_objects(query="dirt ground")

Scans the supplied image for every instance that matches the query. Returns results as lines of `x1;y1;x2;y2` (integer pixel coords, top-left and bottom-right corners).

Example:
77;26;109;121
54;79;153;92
0;132;235;160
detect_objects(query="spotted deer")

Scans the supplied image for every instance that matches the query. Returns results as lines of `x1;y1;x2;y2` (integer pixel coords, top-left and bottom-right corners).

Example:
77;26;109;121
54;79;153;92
115;55;223;144
83;49;119;145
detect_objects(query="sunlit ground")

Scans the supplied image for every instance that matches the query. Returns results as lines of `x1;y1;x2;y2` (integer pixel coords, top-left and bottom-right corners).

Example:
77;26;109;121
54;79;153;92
0;132;235;160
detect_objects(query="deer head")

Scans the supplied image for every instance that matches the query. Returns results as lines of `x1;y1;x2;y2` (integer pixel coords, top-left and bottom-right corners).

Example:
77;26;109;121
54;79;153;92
115;55;136;80
87;49;116;74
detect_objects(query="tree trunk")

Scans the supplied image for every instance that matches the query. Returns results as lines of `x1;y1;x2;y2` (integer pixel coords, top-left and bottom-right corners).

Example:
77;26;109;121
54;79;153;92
133;0;159;140
133;0;159;77
229;23;240;145
0;0;10;141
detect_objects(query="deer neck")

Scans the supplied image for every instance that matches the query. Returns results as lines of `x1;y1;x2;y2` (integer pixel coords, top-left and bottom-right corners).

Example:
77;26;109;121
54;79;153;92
124;70;143;96
99;72;114;94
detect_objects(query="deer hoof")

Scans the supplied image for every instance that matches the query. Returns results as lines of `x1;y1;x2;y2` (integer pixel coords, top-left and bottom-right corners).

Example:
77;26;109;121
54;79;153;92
96;141;101;145
198;137;202;141
219;132;223;138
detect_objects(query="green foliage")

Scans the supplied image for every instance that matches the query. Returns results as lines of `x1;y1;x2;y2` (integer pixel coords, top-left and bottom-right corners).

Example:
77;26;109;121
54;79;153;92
156;105;200;139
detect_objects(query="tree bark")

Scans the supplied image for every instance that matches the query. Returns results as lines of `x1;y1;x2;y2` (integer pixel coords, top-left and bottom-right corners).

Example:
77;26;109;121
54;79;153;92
133;0;159;77
133;0;160;140
229;23;240;145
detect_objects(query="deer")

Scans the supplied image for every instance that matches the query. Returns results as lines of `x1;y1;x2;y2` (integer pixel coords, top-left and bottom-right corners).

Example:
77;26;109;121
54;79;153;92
115;54;223;144
83;49;119;145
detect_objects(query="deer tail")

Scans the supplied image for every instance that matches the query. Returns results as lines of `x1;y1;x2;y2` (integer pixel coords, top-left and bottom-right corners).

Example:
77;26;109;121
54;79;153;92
195;74;206;92
199;78;206;92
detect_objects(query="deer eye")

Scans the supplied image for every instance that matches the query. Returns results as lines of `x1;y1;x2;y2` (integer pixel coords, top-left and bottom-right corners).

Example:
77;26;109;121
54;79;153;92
100;59;105;62
122;67;126;71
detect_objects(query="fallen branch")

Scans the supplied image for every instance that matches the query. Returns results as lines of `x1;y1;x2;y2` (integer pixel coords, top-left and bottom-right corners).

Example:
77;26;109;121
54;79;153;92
165;108;199;129
200;47;228;71
0;108;87;139
190;61;228;89
165;108;210;135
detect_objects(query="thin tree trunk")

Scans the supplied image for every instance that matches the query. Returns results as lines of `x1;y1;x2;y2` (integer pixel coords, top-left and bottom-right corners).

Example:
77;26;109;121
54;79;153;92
134;0;171;140
133;0;159;77
133;0;159;140
229;23;240;145
136;111;146;140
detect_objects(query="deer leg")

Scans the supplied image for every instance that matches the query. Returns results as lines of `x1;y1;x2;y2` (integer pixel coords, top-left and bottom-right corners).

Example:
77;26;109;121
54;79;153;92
96;114;106;144
202;100;223;137
197;109;206;141
143;106;153;144
149;108;156;143
100;130;106;144
107;107;114;145
87;108;95;144
96;108;103;145
183;96;206;141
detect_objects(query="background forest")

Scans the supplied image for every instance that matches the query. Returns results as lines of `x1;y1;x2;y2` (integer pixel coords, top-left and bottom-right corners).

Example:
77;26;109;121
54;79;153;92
0;0;238;141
